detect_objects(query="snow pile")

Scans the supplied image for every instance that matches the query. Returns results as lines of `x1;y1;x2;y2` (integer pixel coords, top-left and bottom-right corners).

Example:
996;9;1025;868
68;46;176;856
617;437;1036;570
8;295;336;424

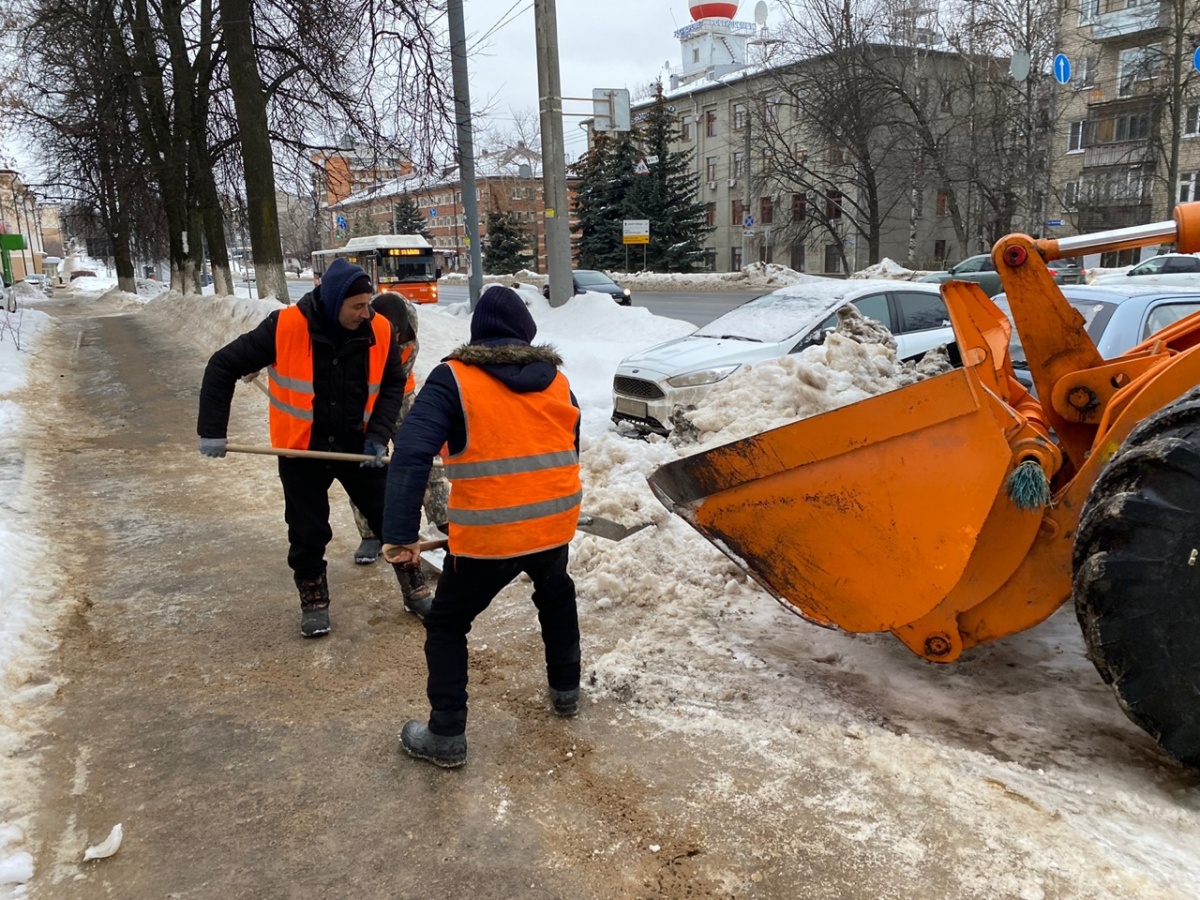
64;276;117;293
1087;266;1133;282
0;305;58;890
850;257;932;281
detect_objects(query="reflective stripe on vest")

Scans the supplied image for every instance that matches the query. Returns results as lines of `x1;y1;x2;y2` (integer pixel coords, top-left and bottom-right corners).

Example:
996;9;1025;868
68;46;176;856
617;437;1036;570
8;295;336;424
268;306;391;450
442;360;581;559
402;343;416;394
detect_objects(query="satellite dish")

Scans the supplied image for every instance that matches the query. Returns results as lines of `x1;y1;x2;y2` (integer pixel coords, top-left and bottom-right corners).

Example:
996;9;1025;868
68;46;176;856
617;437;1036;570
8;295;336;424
1010;50;1031;83
754;1;768;25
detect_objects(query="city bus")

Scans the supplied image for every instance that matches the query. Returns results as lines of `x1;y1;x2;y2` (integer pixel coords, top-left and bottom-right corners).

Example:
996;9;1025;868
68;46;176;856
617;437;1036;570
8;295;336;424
311;234;440;303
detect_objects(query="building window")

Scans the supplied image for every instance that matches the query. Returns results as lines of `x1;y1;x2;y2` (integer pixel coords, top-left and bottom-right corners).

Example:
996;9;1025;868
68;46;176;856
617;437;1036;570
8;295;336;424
765;98;779;126
790;243;805;272
933;239;947;265
760;196;774;225
1079;54;1099;88
1180;172;1198;204
733;102;748;130
692;48;700;63
681;118;692;141
732;151;746;178
1064;180;1080;210
705;202;717;227
732;199;746;225
731;247;743;270
706;156;718;182
1118;46;1159;98
1186;104;1200;137
1068;120;1086;152
935;189;951;217
705;109;718;137
827;146;845;166
824;244;843;274
511;188;522;199
826;191;842;220
792;193;807;222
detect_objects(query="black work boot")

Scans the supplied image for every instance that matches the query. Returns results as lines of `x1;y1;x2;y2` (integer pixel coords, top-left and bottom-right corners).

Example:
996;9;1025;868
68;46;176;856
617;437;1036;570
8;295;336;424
296;573;331;638
393;563;433;619
354;537;382;564
399;721;467;768
549;686;580;717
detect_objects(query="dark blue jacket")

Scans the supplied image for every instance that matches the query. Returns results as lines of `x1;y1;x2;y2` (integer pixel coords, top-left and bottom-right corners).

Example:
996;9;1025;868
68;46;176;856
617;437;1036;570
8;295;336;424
382;340;580;545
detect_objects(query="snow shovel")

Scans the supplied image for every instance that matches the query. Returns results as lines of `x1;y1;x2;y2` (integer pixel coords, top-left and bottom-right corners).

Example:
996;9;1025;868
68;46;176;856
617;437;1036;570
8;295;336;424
221;444;650;543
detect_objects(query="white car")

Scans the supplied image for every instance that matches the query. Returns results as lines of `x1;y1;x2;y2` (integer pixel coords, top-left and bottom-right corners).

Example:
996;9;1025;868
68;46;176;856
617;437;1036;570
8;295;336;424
612;281;955;434
1090;253;1200;287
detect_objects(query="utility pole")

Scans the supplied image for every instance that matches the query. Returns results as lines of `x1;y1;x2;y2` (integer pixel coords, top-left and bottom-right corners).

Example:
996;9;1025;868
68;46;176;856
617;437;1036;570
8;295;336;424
742;114;752;270
534;0;572;307
447;0;483;307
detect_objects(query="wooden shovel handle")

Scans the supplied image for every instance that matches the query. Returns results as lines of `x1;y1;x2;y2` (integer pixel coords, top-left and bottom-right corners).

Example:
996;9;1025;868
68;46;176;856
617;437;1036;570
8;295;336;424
225;444;390;465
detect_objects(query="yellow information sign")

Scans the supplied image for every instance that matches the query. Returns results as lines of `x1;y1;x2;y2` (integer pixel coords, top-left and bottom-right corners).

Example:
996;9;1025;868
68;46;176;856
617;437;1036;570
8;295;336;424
623;234;650;245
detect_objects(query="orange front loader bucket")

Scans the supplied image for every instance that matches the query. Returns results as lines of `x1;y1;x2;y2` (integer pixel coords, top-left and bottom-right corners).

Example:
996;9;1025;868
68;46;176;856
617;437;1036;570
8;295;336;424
648;282;1059;659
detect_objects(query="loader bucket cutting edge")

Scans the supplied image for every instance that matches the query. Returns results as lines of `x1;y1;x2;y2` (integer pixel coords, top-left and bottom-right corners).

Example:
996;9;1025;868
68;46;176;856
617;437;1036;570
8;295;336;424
648;367;1027;634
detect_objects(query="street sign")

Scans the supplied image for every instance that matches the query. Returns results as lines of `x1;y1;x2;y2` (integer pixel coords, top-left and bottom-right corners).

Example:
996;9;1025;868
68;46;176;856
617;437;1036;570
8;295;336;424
1046;219;1064;227
336;215;347;230
1053;53;1071;85
744;214;755;228
429;208;437;217
742;229;755;238
623;219;650;245
592;88;632;132
634;159;650;175
644;155;659;166
1193;47;1200;73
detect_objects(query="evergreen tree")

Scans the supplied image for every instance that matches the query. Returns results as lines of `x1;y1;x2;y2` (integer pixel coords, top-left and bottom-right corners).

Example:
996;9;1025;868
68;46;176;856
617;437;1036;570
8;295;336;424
483;209;532;274
637;81;710;272
392;194;430;237
572;82;710;272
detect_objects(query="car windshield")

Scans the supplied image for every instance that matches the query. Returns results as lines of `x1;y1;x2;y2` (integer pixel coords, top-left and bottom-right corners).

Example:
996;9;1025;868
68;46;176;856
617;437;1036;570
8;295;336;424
994;297;1117;367
694;282;872;342
574;271;614;287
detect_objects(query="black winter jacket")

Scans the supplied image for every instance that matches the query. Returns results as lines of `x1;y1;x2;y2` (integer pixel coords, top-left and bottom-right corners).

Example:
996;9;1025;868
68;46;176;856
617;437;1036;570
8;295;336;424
381;340;580;546
197;293;406;453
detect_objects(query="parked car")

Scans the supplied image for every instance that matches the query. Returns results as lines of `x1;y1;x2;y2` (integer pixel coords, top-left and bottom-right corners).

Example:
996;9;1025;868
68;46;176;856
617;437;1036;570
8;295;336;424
612;281;955;434
1089;253;1200;287
993;284;1200;391
920;254;1085;296
22;274;53;295
543;269;631;305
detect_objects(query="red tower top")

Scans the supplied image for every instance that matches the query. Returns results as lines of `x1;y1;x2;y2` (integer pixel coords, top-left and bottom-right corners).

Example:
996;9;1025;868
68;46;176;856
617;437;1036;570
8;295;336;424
689;1;739;21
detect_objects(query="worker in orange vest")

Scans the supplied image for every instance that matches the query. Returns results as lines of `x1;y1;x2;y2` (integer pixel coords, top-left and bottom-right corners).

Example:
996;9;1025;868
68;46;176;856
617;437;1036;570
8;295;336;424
197;258;420;637
381;285;582;767
347;293;448;613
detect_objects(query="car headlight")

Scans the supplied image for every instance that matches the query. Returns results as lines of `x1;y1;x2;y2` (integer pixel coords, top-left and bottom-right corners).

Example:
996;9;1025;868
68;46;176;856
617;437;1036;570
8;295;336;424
623;288;631;296
667;365;741;388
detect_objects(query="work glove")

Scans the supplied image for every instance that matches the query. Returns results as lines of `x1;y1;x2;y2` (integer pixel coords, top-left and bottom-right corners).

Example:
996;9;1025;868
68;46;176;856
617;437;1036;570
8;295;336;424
198;437;227;458
361;439;388;468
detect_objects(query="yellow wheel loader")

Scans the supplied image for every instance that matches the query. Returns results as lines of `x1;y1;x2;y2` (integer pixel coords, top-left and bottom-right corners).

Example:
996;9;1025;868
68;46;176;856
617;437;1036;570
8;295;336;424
648;205;1200;767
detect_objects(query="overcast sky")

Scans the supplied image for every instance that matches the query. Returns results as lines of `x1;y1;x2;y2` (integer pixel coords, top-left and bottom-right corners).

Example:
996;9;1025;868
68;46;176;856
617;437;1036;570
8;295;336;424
463;1;715;162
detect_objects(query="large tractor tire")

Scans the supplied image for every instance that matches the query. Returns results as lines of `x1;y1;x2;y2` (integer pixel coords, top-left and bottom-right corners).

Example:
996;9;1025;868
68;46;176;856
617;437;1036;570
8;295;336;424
1073;386;1200;768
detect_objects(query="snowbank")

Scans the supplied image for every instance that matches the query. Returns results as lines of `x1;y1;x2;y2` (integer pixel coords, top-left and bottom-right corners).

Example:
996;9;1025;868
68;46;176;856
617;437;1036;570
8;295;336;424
849;257;933;281
0;305;59;889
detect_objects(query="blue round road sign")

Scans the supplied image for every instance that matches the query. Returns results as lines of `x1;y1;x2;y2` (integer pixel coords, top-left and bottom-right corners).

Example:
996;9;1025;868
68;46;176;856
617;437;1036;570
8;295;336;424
744;214;755;228
1053;53;1071;85
1193;47;1200;73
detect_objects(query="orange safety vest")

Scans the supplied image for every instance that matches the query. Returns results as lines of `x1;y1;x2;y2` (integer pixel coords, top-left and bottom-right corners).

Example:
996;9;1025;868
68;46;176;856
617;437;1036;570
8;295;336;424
401;342;416;394
441;360;581;559
268;305;392;450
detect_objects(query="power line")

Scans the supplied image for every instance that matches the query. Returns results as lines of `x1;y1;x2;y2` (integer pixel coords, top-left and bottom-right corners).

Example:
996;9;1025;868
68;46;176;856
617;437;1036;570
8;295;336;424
472;1;532;50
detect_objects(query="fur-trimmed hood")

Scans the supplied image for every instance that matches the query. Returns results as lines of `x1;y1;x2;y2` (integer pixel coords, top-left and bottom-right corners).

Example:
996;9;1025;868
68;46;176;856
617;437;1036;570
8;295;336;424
445;342;563;394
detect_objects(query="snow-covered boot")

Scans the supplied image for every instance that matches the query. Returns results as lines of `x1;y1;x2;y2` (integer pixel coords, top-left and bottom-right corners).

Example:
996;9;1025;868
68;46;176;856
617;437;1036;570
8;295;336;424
354;537;382;564
297;573;331;638
394;563;433;619
549;686;580;718
399;721;466;768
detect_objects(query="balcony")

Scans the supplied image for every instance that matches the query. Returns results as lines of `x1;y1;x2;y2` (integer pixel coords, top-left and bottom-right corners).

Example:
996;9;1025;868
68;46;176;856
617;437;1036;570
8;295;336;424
1082;142;1156;168
1087;3;1164;41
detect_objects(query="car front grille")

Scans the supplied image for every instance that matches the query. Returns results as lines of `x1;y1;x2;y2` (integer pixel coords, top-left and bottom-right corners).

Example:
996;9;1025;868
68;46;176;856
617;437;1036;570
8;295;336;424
613;376;665;400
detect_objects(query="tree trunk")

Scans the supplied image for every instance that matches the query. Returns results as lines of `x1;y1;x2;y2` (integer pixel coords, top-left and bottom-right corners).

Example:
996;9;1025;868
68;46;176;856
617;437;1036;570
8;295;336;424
223;0;289;304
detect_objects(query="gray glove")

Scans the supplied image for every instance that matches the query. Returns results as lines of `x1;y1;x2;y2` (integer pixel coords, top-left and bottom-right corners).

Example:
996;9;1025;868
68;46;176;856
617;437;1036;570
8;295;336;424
361;440;387;468
199;437;227;458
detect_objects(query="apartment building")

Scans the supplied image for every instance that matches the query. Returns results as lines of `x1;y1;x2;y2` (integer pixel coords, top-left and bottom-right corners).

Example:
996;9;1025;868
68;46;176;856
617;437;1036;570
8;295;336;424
0;168;46;282
1053;0;1200;265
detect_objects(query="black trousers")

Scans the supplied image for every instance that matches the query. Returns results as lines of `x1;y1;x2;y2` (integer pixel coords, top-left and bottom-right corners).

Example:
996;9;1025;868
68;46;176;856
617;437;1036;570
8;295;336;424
425;544;580;736
278;457;387;581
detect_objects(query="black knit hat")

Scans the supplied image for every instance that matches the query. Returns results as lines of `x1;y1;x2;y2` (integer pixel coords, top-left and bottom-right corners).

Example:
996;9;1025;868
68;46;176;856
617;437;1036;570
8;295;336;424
346;274;373;299
470;285;537;344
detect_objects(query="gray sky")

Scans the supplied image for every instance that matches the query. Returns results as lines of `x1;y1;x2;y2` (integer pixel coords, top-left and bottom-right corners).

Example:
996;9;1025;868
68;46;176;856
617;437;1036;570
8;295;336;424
463;1;702;161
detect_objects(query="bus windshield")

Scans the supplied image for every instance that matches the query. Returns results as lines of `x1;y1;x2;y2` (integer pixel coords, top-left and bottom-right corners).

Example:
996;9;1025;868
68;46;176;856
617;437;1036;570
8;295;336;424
379;253;436;283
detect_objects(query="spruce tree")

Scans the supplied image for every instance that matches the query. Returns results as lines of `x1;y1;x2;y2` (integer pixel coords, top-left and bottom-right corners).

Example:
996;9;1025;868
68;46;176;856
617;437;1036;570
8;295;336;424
483;210;533;274
638;81;710;272
392;194;430;238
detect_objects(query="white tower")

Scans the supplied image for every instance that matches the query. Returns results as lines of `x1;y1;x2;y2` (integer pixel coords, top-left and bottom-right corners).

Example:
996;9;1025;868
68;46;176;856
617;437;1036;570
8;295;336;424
673;1;756;87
